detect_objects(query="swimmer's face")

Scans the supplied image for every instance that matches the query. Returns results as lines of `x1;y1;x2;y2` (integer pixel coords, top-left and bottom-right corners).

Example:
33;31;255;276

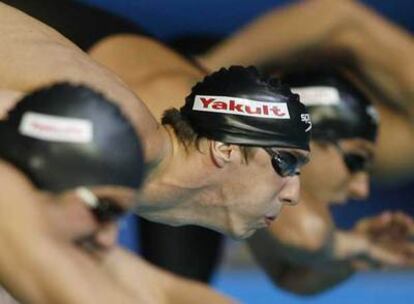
49;187;136;251
213;144;309;239
301;138;375;204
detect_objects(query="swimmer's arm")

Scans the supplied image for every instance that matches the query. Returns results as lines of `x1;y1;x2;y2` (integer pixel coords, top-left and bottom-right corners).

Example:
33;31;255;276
247;205;356;295
200;0;352;70
248;227;399;295
327;0;414;116
0;239;140;304
199;0;414;115
0;3;163;164
372;104;414;182
248;209;408;295
0;161;139;304
89;35;203;120
247;224;354;295
249;203;337;265
99;247;235;304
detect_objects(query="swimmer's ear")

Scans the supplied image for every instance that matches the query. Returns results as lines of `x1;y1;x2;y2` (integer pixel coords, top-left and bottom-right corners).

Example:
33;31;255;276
210;141;238;168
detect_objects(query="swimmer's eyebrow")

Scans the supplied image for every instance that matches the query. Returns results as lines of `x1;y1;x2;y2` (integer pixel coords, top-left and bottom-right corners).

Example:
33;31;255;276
350;147;375;160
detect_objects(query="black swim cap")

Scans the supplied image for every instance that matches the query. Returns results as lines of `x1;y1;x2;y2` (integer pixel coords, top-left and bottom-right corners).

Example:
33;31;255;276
180;66;311;151
282;68;379;142
0;83;144;192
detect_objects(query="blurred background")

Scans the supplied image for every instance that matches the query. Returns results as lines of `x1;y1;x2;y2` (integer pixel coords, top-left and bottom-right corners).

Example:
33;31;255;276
72;0;414;40
6;0;413;302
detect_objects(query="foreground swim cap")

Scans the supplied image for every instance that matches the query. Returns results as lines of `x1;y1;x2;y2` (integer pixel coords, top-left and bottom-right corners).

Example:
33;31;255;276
282;67;378;142
0;83;144;192
180;66;311;150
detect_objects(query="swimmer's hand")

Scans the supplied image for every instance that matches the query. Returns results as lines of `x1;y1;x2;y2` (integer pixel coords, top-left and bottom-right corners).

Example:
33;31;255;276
334;230;413;270
354;211;414;242
352;211;414;264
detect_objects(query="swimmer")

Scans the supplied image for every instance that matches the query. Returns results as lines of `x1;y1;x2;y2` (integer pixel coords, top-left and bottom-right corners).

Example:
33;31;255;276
247;67;414;295
0;83;234;304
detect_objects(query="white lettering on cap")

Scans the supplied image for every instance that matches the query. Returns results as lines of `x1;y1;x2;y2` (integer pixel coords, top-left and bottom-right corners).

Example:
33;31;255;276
19;112;93;143
291;86;340;106
193;95;290;119
301;113;312;132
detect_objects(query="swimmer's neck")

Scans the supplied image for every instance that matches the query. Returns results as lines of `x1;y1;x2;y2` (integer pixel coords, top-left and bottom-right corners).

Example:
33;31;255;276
133;126;226;225
301;190;332;209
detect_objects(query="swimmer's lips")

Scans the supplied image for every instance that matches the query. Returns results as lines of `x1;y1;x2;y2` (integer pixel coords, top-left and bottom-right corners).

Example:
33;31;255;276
265;216;277;227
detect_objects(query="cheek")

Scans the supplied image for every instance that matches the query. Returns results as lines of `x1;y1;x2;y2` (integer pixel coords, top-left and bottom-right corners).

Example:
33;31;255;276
301;158;349;200
229;157;282;215
240;174;283;215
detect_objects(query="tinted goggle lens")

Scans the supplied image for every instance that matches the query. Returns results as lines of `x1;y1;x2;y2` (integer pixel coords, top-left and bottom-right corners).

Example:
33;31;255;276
333;143;372;174
343;153;372;173
76;187;126;223
265;148;307;177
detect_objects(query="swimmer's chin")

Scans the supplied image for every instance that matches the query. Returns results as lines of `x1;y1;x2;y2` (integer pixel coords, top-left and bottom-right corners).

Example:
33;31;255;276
230;228;259;240
138;214;259;239
138;213;185;227
330;195;349;205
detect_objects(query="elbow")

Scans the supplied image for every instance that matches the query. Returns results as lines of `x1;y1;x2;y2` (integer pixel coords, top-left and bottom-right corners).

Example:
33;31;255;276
277;278;326;296
259;264;327;296
275;270;331;296
274;263;354;296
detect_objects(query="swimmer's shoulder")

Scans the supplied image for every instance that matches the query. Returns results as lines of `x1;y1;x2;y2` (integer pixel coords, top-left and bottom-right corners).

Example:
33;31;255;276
90;34;201;76
0;90;24;119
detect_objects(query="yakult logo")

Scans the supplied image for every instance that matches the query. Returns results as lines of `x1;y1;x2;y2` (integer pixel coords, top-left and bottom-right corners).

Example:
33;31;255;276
19;112;93;143
193;95;290;119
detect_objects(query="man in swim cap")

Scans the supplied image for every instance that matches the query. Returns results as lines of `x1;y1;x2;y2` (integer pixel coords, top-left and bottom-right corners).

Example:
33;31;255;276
89;37;311;240
0;82;146;246
247;67;414;295
0;83;146;303
133;65;311;239
0;84;234;304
